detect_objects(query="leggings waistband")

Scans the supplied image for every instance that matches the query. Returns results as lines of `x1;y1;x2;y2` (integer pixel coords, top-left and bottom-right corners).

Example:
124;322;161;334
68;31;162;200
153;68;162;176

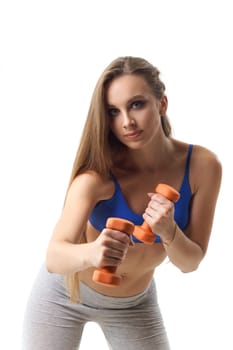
79;279;156;309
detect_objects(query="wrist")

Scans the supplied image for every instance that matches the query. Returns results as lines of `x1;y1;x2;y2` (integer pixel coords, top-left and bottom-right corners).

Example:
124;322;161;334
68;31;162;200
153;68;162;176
162;223;177;247
81;242;96;270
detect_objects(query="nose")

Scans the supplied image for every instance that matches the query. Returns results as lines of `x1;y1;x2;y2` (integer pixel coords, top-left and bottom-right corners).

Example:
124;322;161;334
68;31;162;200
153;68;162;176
122;111;136;129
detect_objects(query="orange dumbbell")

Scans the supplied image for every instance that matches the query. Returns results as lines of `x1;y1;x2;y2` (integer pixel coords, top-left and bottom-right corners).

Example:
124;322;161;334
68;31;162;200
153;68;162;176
92;217;135;287
133;184;180;245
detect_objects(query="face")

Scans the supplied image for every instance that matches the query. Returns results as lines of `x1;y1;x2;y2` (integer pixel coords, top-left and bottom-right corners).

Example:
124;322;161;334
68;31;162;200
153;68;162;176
106;74;167;150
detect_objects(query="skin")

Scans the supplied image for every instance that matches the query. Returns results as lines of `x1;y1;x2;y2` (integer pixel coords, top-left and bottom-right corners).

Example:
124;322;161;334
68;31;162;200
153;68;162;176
46;74;222;297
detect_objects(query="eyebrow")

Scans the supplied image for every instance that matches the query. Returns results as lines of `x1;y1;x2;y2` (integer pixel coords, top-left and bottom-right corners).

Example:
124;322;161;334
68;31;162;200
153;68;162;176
107;94;147;108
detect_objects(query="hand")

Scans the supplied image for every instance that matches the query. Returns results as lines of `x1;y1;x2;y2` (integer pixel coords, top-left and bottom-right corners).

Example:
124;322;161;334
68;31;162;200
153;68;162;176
142;192;176;242
89;228;131;268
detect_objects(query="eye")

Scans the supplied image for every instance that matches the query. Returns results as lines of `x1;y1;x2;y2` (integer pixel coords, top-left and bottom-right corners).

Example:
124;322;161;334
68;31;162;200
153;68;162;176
131;100;145;109
108;108;119;117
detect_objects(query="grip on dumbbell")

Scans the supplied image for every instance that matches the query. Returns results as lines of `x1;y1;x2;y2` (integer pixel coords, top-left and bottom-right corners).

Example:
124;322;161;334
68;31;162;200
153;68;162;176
133;184;180;244
92;218;134;287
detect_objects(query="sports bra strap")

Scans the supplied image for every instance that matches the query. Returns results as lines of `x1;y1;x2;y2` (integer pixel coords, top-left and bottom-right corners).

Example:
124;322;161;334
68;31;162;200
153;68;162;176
184;144;193;176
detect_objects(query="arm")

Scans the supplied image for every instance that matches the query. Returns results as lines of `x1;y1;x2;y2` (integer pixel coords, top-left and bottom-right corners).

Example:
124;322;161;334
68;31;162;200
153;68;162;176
46;172;130;274
143;147;222;272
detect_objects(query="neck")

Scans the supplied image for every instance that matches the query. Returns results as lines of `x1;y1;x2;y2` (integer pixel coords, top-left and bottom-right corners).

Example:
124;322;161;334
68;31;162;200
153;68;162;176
118;137;175;173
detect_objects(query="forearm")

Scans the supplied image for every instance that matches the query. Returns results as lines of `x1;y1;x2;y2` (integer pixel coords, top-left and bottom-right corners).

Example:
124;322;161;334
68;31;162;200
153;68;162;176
46;240;93;275
162;225;204;272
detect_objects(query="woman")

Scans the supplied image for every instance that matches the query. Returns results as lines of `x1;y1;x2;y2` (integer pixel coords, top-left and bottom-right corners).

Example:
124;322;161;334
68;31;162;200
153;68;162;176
22;56;222;349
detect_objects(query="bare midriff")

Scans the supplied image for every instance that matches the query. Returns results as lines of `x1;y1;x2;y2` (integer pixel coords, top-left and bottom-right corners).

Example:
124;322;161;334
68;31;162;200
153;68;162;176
79;223;167;297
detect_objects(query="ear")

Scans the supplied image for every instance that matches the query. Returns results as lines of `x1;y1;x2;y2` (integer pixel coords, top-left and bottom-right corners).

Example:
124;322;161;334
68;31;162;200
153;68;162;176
159;95;168;116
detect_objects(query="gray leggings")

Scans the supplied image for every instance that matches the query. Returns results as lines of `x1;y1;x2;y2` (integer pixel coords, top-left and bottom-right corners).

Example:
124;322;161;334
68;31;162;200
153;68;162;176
22;264;170;350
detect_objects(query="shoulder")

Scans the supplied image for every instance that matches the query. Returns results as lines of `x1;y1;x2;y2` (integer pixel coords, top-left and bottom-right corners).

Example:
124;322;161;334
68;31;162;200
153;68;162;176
66;171;115;205
190;144;222;193
191;144;222;172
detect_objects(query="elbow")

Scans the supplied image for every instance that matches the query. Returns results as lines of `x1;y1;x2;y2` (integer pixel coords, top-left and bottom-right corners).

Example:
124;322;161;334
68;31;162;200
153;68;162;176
181;246;205;273
169;254;202;273
181;263;199;274
45;255;53;274
46;260;53;274
45;246;56;273
180;256;203;273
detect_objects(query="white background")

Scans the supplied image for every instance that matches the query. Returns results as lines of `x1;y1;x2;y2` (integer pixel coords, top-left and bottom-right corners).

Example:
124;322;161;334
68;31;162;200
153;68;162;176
0;0;232;349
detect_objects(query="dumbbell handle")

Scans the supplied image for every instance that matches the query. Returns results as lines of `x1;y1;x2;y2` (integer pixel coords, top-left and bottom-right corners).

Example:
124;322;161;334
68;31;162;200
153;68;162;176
133;184;180;244
92;218;134;287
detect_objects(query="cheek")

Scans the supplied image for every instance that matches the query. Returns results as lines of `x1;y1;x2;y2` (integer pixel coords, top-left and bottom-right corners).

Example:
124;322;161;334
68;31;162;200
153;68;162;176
148;109;161;125
109;119;121;135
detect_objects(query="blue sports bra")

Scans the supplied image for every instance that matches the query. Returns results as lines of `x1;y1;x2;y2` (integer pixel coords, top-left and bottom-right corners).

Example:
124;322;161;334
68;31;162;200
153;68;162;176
89;144;193;243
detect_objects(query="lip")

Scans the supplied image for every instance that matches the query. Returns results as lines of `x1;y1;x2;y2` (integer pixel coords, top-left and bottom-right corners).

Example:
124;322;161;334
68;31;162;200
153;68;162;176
123;130;143;139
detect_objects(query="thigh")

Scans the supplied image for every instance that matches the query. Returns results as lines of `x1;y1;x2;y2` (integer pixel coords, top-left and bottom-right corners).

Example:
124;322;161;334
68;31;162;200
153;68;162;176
99;281;170;350
21;264;86;350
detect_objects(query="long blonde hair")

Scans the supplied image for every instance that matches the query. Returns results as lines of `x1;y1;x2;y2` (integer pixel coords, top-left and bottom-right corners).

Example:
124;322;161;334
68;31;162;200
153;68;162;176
65;56;171;301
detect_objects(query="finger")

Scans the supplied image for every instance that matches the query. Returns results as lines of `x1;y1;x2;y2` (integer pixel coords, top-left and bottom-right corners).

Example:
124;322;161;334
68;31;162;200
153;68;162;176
143;208;160;221
129;235;135;246
103;246;127;260
107;229;131;244
102;233;129;252
149;193;172;205
101;257;124;267
108;240;129;254
148;198;173;213
145;204;171;221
